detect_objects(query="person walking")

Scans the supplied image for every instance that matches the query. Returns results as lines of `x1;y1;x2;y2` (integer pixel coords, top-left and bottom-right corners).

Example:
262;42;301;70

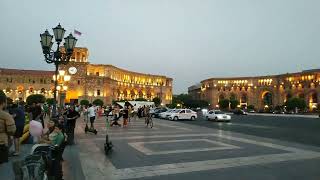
9;103;25;156
0;92;16;164
88;104;96;129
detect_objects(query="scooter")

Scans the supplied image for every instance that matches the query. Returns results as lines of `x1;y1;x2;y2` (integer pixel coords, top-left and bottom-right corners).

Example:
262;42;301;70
85;123;98;135
84;114;98;135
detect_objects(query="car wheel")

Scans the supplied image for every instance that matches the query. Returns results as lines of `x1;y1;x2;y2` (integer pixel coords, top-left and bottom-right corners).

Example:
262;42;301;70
174;116;179;121
191;116;195;120
214;117;218;122
206;116;209;121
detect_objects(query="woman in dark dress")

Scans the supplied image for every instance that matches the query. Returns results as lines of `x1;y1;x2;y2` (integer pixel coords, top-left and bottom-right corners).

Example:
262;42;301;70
122;106;129;127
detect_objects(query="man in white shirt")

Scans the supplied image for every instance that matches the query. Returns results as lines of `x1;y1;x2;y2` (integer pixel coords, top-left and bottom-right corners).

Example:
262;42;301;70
88;104;96;129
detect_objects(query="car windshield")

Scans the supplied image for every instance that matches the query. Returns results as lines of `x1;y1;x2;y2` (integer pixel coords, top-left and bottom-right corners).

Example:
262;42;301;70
215;111;224;114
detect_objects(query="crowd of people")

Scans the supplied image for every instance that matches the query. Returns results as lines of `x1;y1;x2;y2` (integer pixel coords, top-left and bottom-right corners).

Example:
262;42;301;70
0;91;157;179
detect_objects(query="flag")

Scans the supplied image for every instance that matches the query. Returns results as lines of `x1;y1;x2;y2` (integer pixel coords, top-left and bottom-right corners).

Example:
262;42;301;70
74;29;82;36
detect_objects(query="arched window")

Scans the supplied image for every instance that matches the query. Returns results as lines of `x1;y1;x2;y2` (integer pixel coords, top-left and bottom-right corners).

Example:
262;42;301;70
263;92;273;106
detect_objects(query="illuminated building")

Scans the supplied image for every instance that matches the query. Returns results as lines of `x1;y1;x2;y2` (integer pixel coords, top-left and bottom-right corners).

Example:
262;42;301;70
189;70;320;111
0;47;173;105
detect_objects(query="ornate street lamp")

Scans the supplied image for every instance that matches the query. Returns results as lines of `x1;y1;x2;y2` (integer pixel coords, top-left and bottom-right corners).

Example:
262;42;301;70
40;23;77;118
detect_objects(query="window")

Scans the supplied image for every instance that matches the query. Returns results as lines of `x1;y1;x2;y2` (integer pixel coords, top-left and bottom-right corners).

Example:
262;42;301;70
96;72;99;76
32;80;35;84
97;90;101;96
44;80;46;84
186;110;191;113
29;79;31;83
77;80;80;85
180;110;185;113
40;79;43;83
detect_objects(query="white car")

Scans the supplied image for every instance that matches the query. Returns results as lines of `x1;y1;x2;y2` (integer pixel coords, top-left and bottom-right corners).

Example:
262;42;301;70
206;110;231;122
159;109;175;119
169;109;197;121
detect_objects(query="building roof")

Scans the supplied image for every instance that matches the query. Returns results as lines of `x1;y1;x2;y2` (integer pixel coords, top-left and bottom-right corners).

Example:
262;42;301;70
0;68;54;76
89;64;173;80
200;69;320;83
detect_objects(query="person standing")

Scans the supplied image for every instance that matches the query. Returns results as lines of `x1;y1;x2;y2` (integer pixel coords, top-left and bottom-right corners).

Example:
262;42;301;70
9;103;25;156
30;102;44;127
64;106;80;145
0;93;16;163
123;106;129;127
42;103;49;119
88;104;96;129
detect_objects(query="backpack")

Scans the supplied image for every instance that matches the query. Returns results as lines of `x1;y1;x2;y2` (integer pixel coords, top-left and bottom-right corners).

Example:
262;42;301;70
21;154;46;180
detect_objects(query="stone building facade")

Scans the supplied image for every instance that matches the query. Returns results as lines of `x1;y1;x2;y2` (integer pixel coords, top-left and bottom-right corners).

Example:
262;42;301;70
0;47;173;105
188;70;320;111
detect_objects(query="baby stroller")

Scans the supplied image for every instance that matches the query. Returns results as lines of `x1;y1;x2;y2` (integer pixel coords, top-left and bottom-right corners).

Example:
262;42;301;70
13;144;63;180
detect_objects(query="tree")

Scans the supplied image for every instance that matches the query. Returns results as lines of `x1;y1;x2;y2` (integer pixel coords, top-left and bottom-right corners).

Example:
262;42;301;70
247;105;255;110
219;99;229;110
229;99;239;109
80;99;90;106
93;99;104;106
0;90;5;97
26;94;46;105
285;97;306;111
46;98;55;105
152;97;161;107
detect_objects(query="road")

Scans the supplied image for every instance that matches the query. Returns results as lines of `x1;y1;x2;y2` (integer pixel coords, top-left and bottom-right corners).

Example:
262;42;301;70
177;114;320;147
73;115;320;180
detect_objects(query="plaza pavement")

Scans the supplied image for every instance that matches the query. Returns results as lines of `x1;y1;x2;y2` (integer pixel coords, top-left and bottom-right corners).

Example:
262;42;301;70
2;115;320;179
74;116;320;180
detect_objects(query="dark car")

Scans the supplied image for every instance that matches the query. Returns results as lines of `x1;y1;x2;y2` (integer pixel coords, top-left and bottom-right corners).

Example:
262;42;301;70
233;109;248;115
151;108;168;118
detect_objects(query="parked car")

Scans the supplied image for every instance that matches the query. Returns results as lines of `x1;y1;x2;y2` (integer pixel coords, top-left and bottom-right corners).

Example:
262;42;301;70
206;110;231;122
233;109;248;115
168;109;197;121
151;108;168;118
159;109;175;119
272;110;285;114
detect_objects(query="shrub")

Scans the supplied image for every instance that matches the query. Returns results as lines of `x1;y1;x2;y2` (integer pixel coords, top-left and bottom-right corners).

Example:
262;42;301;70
152;97;161;107
26;94;46;105
80;99;90;106
229;99;239;109
93;99;104;106
219;99;229;110
46;98;55;105
285;97;306;111
247;105;255;110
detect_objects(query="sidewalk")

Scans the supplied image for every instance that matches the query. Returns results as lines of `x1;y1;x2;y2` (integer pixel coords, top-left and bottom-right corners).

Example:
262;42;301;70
0;144;33;179
248;113;319;119
0;115;85;180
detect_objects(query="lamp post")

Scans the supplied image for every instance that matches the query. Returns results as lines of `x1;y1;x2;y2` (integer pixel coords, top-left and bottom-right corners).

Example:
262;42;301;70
53;70;71;108
40;23;77;118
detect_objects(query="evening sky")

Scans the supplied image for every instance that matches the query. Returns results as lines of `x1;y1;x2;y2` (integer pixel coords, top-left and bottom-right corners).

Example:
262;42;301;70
0;0;319;93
